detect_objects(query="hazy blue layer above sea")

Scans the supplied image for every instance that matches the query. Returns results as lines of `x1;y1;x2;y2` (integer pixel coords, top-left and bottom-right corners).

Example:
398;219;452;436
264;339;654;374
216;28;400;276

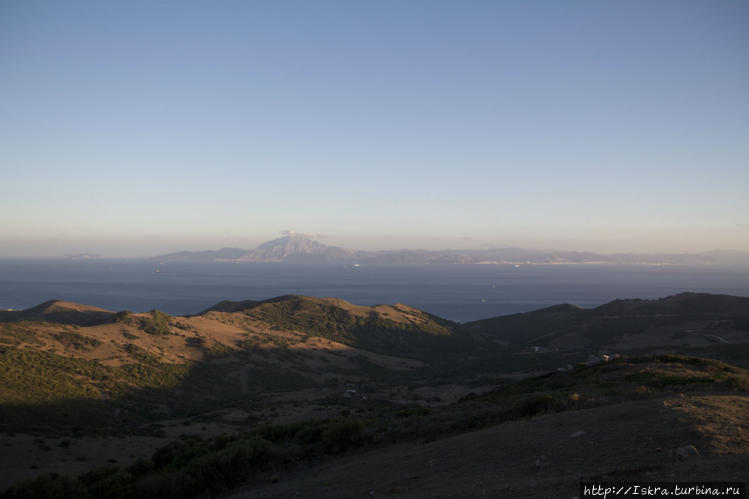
1;259;748;322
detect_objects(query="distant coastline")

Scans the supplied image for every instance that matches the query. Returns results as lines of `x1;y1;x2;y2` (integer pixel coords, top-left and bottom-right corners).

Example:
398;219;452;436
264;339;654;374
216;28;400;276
64;253;102;260
150;234;749;266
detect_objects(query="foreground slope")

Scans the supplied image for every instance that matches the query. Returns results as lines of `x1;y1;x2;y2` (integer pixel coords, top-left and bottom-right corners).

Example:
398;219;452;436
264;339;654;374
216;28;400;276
3;355;747;498
229;395;748;499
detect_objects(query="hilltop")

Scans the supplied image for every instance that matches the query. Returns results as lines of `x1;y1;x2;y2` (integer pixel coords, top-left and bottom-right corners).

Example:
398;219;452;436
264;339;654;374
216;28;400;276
0;299;113;325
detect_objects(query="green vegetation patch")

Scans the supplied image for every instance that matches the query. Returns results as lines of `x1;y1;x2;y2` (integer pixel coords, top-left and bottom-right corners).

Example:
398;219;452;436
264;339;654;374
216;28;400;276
203;341;233;357
51;331;102;351
139;310;172;336
116;344;189;389
0;324;41;345
0;343;204;431
110;311;133;324
243;299;468;358
0;348;105;405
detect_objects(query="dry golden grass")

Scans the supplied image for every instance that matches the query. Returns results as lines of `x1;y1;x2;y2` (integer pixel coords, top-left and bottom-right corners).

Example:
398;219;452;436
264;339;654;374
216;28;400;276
664;395;749;454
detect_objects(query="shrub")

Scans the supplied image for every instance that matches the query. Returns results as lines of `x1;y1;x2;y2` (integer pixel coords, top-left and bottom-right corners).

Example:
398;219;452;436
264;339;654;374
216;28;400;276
321;418;367;453
51;332;102;351
111;311;133;324
1;474;87;499
141;310;171;336
511;394;573;418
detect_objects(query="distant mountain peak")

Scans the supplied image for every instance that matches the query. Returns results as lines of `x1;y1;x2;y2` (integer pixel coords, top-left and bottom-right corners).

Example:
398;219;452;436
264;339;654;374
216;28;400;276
239;235;357;263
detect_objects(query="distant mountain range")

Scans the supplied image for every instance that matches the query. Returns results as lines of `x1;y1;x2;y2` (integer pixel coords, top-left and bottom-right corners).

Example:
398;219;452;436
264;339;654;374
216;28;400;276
153;234;749;265
64;253;102;259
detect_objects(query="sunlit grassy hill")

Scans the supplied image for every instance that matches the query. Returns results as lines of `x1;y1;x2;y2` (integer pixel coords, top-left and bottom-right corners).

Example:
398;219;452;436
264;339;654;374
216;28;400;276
200;294;466;356
0;295;472;433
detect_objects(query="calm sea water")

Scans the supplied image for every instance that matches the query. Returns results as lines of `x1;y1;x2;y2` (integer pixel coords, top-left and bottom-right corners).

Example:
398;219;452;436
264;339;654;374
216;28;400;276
1;259;748;322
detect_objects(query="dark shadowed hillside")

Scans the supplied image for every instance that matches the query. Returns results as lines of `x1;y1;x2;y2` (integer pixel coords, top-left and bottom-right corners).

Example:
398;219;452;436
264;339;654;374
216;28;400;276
462;292;749;351
0;300;114;326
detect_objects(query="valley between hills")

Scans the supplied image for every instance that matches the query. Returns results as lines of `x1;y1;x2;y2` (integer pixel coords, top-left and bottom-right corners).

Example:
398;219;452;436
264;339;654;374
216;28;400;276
0;293;747;498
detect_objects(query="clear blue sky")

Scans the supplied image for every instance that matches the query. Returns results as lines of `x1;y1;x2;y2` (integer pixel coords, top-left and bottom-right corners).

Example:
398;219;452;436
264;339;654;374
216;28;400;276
1;0;748;256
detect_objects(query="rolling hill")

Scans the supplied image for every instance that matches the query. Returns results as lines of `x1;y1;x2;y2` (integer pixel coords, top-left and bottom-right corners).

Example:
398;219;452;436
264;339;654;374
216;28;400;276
0;299;114;325
0;292;747;497
462;292;749;351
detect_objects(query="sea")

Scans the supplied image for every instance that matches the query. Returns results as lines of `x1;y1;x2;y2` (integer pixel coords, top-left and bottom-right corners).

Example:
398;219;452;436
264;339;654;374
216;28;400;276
1;259;749;323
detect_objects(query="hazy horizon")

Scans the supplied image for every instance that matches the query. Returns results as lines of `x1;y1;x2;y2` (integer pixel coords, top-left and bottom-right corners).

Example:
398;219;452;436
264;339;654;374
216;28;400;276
2;230;749;259
2;1;748;257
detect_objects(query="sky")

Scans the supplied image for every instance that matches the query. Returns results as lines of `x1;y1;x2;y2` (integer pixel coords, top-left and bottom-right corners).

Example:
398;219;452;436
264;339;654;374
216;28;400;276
1;0;748;257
